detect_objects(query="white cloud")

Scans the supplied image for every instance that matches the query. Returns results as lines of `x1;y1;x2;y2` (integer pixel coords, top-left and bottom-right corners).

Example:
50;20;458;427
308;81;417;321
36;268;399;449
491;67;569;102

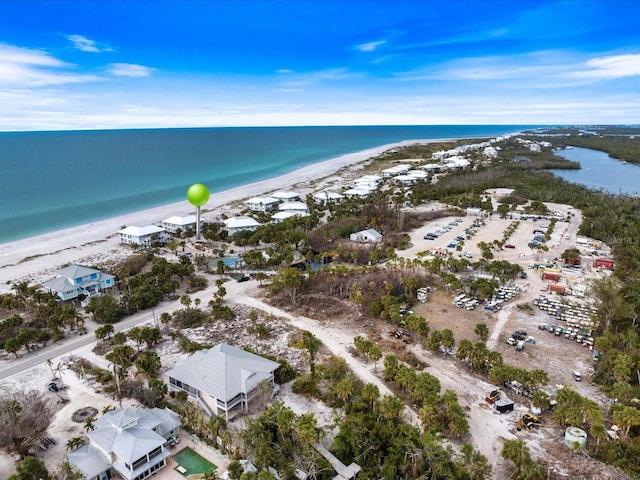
279;68;355;86
0;43;68;67
356;40;386;52
276;69;294;74
107;63;156;77
66;34;113;53
570;54;640;79
0;43;99;87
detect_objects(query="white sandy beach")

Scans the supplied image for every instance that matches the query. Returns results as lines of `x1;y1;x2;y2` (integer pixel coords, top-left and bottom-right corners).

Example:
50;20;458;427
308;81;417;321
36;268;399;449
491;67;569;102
0;139;438;290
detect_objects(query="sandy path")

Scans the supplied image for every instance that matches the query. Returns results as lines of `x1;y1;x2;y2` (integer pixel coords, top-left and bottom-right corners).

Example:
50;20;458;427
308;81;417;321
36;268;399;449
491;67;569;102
408;345;516;474
230;292;421;427
232;290;517;476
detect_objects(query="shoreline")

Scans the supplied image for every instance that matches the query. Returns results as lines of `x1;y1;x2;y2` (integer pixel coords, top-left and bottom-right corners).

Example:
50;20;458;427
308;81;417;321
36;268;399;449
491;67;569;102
0;138;444;289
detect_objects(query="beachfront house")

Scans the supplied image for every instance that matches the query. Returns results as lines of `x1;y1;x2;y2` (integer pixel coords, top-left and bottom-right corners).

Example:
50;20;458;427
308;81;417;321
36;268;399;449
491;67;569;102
343;187;371;198
161;214;198;234
419;163;442;173
41;265;115;301
278;201;309;214
272;211;308;223
67;406;181;480
393;174;418;186
118;225;168;247
167;343;280;420
349;228;383;243
381;164;411;177
245;196;279;213
443;156;471;169
223;216;261;235
312;190;344;204
270;190;301;201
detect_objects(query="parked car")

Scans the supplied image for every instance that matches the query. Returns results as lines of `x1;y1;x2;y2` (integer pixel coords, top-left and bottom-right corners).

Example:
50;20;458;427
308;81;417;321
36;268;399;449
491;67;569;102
463;251;473;258
505;244;516;249
237;274;251;282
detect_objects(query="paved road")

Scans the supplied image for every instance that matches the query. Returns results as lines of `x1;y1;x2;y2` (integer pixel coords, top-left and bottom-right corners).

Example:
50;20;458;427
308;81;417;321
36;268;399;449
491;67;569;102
0;275;244;381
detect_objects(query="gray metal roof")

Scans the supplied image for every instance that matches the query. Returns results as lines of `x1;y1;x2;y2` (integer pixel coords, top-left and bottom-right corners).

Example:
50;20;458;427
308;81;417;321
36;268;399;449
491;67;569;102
85;407;175;465
41;276;75;294
56;264;101;279
68;444;113;479
167;343;280;402
42;264;115;294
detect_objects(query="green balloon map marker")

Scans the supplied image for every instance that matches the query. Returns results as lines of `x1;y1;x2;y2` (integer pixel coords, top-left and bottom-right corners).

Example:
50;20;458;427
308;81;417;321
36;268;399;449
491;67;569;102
187;183;210;240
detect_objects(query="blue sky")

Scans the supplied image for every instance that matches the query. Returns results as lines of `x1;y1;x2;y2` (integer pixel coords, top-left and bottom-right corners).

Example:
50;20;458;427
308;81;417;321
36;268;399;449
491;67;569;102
0;0;638;130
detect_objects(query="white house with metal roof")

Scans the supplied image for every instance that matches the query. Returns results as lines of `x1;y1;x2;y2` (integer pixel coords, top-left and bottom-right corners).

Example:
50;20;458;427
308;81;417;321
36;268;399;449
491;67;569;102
343;187;371;198
118;225;168;247
167;343;280;420
382;164;411;177
245;196;279;213
272;211;309;223
312;190;344;204
278;201;309;214
349;228;383;243
67;406;180;480
223;216;261;235
161;215;198;234
41;265;115;301
270;190;301;201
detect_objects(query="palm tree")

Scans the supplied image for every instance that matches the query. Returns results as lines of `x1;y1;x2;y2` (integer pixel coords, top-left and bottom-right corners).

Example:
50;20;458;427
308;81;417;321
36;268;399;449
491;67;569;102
174;390;188;407
474;323;490;342
361;383;380;411
334;378;354;405
127;326;143;351
302;331;321;377
134;350;162;386
66;436;86;451
179;294;193;310
83;418;95;432
207;415;227;447
613;405;640;438
590;422;607;454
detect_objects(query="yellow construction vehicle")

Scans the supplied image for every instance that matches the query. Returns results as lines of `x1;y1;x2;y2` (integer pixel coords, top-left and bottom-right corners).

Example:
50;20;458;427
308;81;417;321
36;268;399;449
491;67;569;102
485;389;502;404
517;413;542;431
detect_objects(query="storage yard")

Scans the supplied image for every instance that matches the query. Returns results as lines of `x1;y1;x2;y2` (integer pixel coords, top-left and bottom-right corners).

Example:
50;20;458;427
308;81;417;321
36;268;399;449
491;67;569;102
404;198;609;398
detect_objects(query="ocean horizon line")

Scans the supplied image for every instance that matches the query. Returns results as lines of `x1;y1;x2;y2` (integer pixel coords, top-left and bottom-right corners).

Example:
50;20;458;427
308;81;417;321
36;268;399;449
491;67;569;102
0;123;550;135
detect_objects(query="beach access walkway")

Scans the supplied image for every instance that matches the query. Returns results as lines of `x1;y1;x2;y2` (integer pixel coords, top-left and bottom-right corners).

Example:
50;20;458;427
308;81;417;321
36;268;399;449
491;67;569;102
313;443;361;480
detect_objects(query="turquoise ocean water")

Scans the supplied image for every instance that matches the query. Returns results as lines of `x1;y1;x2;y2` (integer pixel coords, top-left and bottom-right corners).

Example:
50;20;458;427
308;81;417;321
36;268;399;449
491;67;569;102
0;125;534;243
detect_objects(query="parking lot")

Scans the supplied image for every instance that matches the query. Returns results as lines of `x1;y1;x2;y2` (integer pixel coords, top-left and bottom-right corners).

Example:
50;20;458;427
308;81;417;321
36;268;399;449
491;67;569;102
403;200;582;267
401;200;609;395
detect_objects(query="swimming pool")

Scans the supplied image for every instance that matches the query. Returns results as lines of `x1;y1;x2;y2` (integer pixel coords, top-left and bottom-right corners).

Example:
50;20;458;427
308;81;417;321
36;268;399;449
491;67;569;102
172;447;217;477
209;255;242;269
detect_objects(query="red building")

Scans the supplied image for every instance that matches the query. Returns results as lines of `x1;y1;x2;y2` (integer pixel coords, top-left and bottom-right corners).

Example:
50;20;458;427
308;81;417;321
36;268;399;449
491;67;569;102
593;258;615;270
